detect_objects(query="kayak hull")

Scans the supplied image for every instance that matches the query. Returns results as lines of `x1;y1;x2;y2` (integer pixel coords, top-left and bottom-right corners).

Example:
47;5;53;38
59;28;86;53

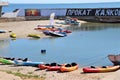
14;60;44;67
38;63;61;71
0;58;14;65
83;65;120;73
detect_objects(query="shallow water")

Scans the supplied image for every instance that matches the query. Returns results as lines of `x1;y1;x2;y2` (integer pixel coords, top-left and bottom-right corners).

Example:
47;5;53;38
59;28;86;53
1;23;120;67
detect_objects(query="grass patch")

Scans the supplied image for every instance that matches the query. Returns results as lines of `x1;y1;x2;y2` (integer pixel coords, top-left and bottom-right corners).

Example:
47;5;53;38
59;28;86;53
1;70;45;80
27;72;33;74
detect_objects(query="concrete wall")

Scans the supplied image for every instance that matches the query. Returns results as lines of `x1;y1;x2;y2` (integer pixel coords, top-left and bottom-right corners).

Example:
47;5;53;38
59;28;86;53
0;17;25;22
0;6;2;17
2;8;120;23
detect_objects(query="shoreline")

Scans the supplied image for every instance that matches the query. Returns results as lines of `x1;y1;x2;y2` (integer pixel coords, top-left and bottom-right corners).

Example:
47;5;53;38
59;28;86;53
0;20;86;40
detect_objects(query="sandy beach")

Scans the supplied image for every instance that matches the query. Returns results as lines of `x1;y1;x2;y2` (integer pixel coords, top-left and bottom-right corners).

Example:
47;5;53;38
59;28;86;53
0;20;86;39
0;20;120;80
0;64;120;80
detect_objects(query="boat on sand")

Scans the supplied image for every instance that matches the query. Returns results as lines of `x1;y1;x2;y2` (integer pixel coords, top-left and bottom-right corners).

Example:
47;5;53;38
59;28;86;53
47;31;67;37
65;17;80;25
108;54;120;65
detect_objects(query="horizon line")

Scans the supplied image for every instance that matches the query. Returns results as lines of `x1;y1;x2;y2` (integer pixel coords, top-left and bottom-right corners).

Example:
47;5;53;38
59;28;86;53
8;1;120;4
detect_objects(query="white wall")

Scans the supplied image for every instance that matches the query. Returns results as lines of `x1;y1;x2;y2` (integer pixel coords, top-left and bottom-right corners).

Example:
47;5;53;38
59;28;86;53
41;9;67;16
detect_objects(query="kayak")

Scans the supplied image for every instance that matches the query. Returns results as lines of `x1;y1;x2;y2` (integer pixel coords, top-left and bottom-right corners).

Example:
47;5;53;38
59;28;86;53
47;63;62;71
62;30;72;33
47;65;61;71
38;63;62;71
2;57;28;62
10;33;16;38
0;30;7;33
48;31;67;37
34;25;58;31
0;58;14;65
83;65;120;73
27;34;40;38
60;63;79;72
38;63;50;70
14;60;44;67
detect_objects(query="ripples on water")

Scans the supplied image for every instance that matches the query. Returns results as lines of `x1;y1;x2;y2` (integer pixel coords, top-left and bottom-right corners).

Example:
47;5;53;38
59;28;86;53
1;23;120;67
66;22;120;31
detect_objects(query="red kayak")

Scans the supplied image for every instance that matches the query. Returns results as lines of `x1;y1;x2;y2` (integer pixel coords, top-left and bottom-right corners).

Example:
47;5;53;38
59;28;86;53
47;65;61;71
38;64;50;70
62;30;72;33
38;63;62;71
83;65;120;73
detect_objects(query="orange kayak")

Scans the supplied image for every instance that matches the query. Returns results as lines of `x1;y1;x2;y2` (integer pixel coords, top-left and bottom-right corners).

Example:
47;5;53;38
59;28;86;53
60;63;79;72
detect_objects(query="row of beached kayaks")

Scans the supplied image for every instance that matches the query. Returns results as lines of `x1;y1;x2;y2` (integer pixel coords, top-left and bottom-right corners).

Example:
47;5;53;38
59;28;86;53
0;57;120;73
38;62;79;72
0;57;43;67
1;25;71;39
39;64;120;73
8;28;71;39
0;57;78;72
35;25;72;37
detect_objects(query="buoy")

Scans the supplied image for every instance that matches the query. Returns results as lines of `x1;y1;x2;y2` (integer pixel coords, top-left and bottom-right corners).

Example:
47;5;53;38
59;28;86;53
41;49;46;53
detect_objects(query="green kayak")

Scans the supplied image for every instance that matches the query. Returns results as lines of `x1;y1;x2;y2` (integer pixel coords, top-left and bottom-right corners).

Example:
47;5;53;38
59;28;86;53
0;58;14;65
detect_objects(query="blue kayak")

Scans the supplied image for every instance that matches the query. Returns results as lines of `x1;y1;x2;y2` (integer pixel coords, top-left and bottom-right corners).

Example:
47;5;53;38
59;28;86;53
14;60;44;67
48;31;67;37
0;30;7;33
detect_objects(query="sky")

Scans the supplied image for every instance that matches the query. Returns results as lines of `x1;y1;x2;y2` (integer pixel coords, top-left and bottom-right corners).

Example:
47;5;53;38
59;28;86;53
5;0;120;4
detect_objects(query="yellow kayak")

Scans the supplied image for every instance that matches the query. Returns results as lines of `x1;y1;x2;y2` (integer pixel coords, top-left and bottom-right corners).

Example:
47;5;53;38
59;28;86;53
60;63;79;72
27;34;40;38
10;33;16;38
